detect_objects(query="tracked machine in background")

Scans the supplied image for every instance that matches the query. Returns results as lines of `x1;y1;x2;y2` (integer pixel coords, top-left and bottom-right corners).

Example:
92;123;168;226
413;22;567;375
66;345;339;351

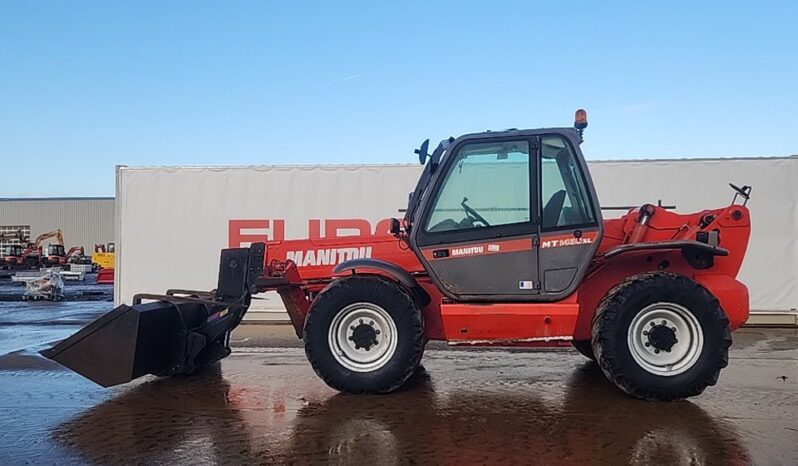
43;111;752;401
4;229;90;269
1;244;25;270
15;229;65;269
41;245;92;267
0;229;28;270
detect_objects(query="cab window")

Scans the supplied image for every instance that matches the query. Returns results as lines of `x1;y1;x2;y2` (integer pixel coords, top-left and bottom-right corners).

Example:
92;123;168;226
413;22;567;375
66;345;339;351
425;140;530;233
540;135;596;230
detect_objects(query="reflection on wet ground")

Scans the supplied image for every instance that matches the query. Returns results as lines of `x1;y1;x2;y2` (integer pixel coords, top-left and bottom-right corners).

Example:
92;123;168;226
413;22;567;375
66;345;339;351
285;365;751;466
0;298;795;465
1;327;796;465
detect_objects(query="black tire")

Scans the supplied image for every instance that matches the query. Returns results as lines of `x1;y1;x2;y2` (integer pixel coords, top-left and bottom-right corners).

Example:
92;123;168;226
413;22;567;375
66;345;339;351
572;340;595;361
304;275;425;394
592;272;731;401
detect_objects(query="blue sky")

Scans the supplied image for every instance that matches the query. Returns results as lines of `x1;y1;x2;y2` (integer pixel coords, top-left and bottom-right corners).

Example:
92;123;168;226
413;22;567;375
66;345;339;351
1;1;796;197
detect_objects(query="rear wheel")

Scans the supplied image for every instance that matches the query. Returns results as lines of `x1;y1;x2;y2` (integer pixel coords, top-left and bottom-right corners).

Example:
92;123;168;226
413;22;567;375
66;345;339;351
304;276;425;394
592;272;731;401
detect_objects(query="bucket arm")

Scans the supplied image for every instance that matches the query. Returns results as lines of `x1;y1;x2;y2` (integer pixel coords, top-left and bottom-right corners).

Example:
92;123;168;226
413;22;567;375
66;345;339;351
32;229;64;249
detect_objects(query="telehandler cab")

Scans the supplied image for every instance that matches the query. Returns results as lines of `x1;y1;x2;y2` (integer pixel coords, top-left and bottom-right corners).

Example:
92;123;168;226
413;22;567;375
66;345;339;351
43;111;752;401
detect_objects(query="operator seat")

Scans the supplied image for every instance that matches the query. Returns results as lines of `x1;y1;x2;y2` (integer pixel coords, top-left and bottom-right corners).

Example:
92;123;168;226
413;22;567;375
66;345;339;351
542;190;566;228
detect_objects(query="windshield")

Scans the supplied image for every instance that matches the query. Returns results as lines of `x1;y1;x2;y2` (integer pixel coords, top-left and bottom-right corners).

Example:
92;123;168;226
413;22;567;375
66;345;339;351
425;140;530;232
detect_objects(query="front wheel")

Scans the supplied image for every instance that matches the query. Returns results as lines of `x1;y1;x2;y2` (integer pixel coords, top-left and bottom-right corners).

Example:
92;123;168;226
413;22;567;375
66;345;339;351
592;272;732;401
572;340;595;361
304;276;425;394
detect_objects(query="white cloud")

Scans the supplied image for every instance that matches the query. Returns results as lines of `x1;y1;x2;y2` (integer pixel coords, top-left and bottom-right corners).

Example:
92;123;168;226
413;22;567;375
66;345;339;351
323;74;361;86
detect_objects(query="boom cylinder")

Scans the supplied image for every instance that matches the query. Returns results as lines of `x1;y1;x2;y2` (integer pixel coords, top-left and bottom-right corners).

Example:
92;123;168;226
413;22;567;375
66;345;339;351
629;204;656;243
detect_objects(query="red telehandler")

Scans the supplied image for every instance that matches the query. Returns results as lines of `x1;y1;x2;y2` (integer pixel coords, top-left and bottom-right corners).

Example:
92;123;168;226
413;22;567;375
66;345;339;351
43;111;752;401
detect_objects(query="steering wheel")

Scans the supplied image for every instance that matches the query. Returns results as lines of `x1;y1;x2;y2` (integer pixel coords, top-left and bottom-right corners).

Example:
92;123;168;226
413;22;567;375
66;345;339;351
461;198;490;227
729;183;751;200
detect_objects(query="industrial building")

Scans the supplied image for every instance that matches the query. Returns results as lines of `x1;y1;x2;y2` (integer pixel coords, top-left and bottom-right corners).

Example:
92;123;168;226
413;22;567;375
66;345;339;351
115;157;798;327
0;197;114;255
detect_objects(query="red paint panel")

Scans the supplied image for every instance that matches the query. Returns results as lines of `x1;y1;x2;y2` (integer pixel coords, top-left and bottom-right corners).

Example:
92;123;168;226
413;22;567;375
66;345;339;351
96;268;115;284
694;275;749;330
265;234;425;280
422;238;532;260
440;302;579;343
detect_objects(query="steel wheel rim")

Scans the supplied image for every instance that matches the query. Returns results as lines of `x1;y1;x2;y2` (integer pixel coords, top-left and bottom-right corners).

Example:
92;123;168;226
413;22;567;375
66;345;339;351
329;302;398;372
627;302;704;376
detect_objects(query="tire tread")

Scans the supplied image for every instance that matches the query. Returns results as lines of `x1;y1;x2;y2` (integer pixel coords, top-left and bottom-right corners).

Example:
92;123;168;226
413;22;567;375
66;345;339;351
591;272;731;401
304;275;425;394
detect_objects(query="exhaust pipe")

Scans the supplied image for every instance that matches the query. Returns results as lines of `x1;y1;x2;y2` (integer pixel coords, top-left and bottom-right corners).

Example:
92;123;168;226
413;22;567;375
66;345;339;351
40;243;265;387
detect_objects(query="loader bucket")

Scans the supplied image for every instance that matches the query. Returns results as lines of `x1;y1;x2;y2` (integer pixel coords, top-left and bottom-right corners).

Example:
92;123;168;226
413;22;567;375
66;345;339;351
40;243;265;387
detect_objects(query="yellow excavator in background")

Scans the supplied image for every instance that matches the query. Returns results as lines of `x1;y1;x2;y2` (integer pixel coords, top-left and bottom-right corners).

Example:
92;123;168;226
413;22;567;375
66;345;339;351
92;243;115;269
92;243;115;284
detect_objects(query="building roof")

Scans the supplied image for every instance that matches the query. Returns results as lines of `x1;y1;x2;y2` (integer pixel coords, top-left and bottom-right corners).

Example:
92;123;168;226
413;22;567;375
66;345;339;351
0;197;114;202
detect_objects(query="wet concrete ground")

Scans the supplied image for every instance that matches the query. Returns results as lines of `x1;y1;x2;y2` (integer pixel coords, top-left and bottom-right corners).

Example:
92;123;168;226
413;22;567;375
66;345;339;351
0;302;796;465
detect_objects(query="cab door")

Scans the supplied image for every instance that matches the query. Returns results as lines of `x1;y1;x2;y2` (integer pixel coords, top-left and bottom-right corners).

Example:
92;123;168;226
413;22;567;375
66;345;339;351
537;135;602;298
411;137;540;300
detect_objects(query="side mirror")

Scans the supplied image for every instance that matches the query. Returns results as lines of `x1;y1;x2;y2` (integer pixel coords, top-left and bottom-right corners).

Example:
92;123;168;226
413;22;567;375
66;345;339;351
414;139;430;165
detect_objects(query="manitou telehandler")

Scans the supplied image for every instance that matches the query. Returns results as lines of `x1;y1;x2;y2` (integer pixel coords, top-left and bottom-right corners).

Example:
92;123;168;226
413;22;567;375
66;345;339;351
43;111;752;401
